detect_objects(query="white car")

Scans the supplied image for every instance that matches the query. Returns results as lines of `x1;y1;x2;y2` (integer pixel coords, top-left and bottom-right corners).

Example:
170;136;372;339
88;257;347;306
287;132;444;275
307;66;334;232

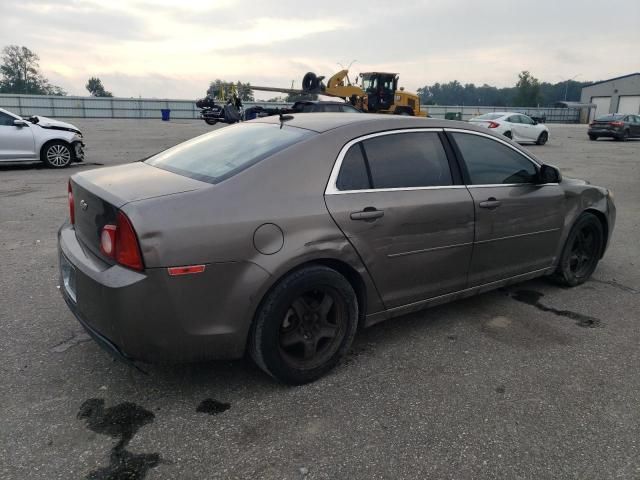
469;112;549;145
0;107;84;168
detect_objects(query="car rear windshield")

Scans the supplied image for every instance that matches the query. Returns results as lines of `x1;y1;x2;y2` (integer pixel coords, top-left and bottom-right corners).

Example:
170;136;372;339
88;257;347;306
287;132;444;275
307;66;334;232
595;114;624;121
474;113;503;120
145;123;312;183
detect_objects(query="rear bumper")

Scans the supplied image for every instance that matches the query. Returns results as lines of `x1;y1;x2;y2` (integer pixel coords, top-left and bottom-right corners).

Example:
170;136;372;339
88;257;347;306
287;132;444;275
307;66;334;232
588;128;623;138
58;222;271;364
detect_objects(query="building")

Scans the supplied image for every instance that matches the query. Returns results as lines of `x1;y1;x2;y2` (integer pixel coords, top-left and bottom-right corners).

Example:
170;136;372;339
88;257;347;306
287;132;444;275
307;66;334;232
580;73;640;121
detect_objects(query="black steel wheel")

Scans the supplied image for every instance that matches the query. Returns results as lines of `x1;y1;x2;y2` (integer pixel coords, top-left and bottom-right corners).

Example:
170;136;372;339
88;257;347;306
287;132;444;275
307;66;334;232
536;131;548;145
250;265;358;384
551;212;604;287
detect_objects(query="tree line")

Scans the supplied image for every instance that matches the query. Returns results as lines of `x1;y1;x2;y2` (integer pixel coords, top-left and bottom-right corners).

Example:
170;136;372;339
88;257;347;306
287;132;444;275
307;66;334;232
1;45;591;106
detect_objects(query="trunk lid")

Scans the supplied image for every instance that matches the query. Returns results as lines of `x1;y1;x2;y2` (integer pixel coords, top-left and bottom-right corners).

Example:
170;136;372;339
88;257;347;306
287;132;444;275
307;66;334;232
71;162;209;262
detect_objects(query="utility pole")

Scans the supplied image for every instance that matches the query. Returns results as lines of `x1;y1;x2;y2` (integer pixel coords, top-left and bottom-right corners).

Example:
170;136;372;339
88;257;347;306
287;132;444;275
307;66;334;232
562;74;581;101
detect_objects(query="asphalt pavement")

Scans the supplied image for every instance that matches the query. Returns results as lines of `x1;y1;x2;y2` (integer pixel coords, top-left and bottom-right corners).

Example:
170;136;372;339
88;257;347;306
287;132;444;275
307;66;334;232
1;119;638;479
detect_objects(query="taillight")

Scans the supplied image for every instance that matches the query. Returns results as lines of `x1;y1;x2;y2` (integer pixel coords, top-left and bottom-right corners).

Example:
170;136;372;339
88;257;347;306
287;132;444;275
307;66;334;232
609;121;624;127
68;180;75;225
488;121;500;128
99;211;144;271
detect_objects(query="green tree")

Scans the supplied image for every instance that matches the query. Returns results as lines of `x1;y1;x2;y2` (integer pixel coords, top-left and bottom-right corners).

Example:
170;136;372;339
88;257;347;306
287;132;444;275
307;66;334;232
206;80;254;101
514;71;541;107
86;77;113;97
0;45;66;95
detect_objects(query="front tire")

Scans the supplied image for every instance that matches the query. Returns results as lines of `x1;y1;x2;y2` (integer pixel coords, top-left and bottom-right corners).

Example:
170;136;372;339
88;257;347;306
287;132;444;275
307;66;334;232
41;141;72;168
536;131;548;145
551;212;604;287
249;265;358;385
204;119;217;125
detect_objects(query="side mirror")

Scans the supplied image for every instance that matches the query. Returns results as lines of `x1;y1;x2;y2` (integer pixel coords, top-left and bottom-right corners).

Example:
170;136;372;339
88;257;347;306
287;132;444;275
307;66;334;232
532;120;538;125
539;164;562;184
13;119;28;127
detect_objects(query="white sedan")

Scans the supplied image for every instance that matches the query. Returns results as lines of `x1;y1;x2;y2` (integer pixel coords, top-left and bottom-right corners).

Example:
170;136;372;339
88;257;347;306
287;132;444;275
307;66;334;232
469;112;549;145
0;107;84;168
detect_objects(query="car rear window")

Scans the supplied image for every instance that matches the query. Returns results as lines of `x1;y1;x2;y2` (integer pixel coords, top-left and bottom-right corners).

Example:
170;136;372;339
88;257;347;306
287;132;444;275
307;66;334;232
145;123;312;183
595;114;624;121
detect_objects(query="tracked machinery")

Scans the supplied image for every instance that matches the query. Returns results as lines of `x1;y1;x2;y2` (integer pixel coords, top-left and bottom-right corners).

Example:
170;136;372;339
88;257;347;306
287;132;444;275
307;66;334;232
251;69;427;117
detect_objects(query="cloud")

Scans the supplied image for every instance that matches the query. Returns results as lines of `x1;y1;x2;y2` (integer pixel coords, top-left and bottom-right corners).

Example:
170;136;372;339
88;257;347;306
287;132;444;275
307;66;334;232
1;0;639;98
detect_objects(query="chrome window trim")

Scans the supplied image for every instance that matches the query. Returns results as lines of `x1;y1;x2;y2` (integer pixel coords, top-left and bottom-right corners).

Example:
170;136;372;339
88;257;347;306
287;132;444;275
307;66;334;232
325;127;555;195
325;128;454;195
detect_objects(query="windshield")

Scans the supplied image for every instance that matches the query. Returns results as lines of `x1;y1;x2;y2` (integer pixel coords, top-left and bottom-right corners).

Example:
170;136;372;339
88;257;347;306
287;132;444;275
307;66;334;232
145;123;312;184
474;113;504;120
595;114;624;121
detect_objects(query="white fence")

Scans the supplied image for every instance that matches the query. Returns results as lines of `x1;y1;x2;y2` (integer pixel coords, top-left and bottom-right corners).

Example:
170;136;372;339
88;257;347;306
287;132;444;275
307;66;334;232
0;94;290;119
0;93;584;123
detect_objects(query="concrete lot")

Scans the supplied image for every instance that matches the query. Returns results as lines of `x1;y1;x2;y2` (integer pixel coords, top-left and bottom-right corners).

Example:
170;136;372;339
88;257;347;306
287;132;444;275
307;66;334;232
1;119;638;479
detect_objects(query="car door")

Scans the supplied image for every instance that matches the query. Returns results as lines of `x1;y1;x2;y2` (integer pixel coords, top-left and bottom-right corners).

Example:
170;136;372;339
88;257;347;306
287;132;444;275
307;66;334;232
627;115;640;137
447;130;565;286
505;115;523;141
324;129;475;309
0;111;36;161
518;115;539;141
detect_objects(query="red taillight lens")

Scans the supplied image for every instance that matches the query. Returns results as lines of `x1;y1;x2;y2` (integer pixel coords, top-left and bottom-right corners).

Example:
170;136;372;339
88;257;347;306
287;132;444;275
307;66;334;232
99;211;144;271
610;121;624;127
116;211;144;271
68;180;75;225
488;121;500;128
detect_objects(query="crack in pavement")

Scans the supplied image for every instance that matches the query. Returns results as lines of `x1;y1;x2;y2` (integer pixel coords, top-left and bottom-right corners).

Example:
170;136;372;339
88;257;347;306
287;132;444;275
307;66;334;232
50;331;92;353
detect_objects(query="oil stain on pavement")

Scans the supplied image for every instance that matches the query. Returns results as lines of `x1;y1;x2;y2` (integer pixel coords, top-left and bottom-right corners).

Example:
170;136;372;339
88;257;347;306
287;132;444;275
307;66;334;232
196;399;231;415
77;398;162;480
510;290;602;328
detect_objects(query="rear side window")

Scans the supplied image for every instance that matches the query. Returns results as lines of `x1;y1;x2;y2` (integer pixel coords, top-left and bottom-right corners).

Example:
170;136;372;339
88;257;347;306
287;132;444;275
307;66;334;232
362;132;452;188
146;123;311;184
336;145;370;190
451;132;538;185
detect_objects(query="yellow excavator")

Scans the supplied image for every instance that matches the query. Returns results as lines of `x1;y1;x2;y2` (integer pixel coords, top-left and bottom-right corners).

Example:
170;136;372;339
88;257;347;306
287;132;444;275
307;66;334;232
251;69;427;117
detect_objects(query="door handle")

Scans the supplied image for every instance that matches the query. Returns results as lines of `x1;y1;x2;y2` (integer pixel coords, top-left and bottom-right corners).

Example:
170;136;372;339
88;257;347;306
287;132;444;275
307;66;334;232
350;207;384;221
479;198;501;209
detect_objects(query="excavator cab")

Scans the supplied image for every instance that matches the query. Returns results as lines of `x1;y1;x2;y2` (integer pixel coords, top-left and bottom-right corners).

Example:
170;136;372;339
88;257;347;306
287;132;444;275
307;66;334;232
361;72;398;112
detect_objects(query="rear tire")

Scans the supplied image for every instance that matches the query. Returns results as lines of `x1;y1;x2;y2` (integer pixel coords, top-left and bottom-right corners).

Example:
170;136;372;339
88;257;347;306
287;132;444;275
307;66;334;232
204;119;217;125
589;134;597;141
249;265;358;385
41;141;73;168
551;212;604;287
536;131;548;145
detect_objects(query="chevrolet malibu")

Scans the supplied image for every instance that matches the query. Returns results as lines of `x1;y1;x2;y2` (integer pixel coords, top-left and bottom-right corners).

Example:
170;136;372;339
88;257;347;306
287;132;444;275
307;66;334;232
59;114;615;384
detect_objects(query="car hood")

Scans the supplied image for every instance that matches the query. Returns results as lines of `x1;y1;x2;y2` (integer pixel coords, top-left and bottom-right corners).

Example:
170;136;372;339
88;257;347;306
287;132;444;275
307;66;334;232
30;116;82;134
72;162;211;208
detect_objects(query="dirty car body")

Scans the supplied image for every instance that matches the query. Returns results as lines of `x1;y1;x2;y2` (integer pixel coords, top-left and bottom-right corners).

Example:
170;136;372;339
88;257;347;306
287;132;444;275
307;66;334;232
58;114;615;383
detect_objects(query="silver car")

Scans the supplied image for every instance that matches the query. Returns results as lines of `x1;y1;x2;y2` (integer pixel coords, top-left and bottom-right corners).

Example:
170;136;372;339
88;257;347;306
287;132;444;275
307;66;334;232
0;107;84;168
59;114;615;384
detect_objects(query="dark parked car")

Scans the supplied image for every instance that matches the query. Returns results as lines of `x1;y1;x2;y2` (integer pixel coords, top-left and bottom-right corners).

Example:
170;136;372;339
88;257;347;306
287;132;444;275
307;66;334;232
59;114;616;384
588;114;640;141
290;100;361;113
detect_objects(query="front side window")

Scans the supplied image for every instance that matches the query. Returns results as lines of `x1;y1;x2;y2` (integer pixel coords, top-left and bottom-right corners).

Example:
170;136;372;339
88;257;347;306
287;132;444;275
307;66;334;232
451;132;538;185
323;104;342;113
519;115;534;125
146;123;312;184
0;112;15;126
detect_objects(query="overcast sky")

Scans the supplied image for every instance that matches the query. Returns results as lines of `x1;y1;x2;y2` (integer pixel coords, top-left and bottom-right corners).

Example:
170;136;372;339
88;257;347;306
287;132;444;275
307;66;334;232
2;0;639;99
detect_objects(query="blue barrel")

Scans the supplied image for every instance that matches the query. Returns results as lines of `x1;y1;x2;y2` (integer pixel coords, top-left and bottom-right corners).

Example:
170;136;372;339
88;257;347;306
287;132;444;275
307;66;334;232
161;109;171;121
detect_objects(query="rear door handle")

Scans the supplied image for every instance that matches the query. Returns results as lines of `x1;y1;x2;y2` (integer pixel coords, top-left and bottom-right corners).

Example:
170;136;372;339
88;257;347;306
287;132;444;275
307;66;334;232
479;198;501;209
350;207;384;221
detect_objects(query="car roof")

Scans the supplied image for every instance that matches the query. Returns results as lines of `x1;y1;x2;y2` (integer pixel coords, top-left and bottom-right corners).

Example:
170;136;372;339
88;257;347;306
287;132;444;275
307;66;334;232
252;112;499;134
